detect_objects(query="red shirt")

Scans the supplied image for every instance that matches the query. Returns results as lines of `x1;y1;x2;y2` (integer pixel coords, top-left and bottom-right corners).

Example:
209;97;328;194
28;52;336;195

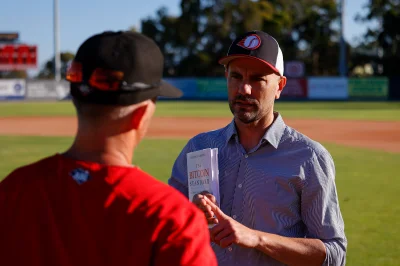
0;154;216;266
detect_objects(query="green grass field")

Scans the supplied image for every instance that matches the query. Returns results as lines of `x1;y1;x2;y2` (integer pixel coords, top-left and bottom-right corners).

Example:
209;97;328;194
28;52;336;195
1;101;400;265
0;136;399;265
1;100;400;120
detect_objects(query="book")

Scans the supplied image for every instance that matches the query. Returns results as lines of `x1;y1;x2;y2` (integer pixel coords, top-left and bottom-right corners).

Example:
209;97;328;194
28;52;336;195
186;148;220;207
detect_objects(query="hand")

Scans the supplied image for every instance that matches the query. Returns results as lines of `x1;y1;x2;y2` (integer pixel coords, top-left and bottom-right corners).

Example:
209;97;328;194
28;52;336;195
192;191;218;224
203;196;260;249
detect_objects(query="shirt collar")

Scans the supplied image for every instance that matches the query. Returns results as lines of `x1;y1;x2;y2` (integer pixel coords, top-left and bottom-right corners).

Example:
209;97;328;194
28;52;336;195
264;113;286;149
223;112;286;149
223;119;237;143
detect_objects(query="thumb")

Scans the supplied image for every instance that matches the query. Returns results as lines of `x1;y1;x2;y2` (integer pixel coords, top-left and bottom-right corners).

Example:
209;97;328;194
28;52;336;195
203;196;227;220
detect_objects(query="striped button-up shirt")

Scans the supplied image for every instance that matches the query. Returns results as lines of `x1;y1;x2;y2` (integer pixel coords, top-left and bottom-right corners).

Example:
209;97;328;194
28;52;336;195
168;113;347;266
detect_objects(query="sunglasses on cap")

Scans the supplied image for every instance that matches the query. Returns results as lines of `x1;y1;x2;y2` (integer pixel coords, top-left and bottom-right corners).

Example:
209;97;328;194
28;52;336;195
66;61;160;92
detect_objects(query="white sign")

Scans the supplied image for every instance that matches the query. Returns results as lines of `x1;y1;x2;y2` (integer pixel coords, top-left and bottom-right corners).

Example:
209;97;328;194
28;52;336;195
26;80;69;99
285;61;305;78
0;79;26;99
308;77;348;99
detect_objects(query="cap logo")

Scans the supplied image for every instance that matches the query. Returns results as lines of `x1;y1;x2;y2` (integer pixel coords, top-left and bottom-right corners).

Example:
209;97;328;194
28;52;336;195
237;34;261;50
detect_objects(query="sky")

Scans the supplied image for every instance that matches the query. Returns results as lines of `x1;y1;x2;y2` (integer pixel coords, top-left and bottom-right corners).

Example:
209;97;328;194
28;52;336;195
0;0;372;76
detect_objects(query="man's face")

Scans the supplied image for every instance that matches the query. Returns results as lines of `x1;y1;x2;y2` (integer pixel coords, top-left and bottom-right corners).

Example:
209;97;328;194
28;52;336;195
226;58;285;124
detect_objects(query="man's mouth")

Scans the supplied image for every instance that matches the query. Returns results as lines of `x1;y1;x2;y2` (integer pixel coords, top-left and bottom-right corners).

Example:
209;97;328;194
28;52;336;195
235;101;254;107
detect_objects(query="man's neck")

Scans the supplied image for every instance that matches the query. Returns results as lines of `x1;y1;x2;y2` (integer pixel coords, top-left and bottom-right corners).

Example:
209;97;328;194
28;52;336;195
235;112;276;152
63;133;136;167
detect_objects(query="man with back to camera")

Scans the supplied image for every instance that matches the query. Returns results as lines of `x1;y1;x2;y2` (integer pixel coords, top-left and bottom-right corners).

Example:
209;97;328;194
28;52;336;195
169;30;347;266
0;31;217;266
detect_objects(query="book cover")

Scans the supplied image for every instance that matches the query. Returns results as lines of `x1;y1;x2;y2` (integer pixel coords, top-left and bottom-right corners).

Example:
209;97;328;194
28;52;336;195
187;148;220;206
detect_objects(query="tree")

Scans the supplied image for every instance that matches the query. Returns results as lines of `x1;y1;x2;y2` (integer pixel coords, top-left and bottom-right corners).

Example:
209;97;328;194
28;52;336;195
355;0;400;76
290;0;342;75
36;52;75;79
140;0;341;76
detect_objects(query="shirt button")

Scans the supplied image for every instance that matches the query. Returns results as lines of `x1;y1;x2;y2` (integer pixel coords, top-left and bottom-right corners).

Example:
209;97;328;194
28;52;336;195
228;246;233;252
232;214;237;219
238;184;242;188
244;154;248;158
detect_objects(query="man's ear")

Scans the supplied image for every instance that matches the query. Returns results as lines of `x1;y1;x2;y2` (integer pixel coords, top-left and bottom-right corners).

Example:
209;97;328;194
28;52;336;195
224;65;229;78
275;76;287;100
279;76;287;90
131;104;148;130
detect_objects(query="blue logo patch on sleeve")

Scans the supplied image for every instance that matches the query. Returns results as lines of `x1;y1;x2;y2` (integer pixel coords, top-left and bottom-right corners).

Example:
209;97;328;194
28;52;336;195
70;168;91;185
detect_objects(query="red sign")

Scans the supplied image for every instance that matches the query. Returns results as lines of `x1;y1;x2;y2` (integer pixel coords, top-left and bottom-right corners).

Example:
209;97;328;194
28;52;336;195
281;78;307;98
0;44;38;70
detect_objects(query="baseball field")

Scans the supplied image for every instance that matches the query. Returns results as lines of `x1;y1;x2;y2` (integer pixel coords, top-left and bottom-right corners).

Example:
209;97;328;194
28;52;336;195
0;100;399;265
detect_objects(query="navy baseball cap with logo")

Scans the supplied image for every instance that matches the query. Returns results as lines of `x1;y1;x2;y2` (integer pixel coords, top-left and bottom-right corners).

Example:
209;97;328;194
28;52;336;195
66;31;182;106
218;30;284;76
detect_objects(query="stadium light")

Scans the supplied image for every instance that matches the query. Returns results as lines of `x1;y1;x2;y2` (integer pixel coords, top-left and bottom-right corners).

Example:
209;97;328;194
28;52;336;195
54;0;61;82
339;0;347;76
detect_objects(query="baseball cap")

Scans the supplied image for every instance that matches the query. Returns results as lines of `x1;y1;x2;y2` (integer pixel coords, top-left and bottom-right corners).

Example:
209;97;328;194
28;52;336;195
218;30;284;76
66;31;182;106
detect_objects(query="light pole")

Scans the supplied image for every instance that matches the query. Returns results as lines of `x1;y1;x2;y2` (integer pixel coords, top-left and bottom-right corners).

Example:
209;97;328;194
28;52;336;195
339;0;347;76
54;0;61;82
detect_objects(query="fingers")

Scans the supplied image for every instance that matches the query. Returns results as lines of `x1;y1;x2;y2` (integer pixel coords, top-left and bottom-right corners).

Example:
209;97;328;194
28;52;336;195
197;191;217;204
201;204;215;218
210;226;235;249
209;223;225;243
203;193;217;204
191;193;203;205
192;194;216;221
192;194;207;209
219;234;236;248
213;228;231;242
203;196;226;220
207;217;219;225
209;222;225;236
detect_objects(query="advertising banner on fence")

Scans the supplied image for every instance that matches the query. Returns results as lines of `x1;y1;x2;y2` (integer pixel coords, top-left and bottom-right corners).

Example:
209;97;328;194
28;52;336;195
163;78;197;99
348;77;389;99
0;79;26;100
308;77;348;99
196;78;227;100
281;78;307;99
26;80;70;100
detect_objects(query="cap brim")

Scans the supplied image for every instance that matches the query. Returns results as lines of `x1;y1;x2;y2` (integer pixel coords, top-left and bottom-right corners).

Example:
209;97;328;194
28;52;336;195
70;80;183;106
158;80;183;98
218;55;282;76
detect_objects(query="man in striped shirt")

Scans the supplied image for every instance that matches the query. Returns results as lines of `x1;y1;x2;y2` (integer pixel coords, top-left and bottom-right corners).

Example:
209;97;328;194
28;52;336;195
168;30;347;266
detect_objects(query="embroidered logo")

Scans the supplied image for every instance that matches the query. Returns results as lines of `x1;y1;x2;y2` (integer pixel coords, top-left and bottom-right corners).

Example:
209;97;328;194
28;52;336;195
79;84;92;95
237;34;261;50
70;168;91;185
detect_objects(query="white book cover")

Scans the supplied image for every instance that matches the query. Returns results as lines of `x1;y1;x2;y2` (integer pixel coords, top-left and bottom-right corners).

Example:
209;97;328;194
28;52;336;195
187;148;220;206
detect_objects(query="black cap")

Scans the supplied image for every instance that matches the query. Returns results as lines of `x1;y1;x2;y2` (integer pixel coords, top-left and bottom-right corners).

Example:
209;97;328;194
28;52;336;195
68;31;182;106
218;30;284;76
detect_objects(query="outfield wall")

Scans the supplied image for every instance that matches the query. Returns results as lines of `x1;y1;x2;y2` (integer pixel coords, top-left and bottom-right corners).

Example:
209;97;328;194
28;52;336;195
0;77;399;101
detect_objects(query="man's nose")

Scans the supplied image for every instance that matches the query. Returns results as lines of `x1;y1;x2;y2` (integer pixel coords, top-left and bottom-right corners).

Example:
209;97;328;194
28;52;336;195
238;81;252;95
